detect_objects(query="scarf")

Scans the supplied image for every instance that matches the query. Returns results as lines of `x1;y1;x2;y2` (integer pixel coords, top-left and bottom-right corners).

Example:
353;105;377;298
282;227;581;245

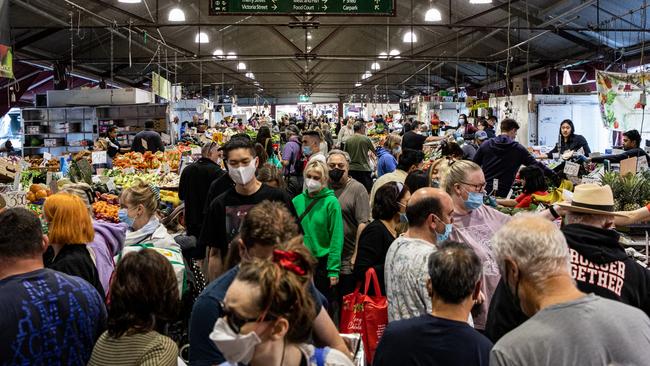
125;217;161;246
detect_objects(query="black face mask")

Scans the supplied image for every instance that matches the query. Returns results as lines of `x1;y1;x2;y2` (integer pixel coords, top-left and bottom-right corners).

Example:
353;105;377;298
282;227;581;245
329;168;345;183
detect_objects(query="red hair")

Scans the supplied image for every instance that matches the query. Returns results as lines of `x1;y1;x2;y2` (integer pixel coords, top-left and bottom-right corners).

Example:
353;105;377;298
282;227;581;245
44;193;94;245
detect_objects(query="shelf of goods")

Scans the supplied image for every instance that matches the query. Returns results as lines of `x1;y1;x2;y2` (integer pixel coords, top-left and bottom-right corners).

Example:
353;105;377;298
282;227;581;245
21;107;96;156
97;104;168;147
20;104;169;157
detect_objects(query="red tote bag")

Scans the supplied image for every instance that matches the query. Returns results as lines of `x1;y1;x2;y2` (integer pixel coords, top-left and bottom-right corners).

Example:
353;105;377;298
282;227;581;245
340;268;388;365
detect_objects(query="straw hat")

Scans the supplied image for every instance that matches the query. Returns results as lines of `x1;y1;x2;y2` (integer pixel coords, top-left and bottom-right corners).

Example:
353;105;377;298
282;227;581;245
557;184;626;216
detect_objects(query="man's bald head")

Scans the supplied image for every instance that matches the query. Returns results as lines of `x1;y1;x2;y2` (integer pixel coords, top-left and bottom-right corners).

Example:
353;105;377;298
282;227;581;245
406;188;454;228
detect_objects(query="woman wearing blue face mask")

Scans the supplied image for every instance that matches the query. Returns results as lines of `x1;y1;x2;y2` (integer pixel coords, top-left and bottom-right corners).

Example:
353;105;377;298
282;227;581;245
118;179;179;251
354;181;411;295
442;160;511;332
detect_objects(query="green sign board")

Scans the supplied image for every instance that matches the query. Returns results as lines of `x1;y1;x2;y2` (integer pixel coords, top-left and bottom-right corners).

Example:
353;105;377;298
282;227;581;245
299;94;309;102
210;0;395;16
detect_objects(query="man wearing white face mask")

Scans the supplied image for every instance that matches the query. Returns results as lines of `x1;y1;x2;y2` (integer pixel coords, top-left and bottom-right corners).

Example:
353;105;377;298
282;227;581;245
292;160;344;309
199;139;297;281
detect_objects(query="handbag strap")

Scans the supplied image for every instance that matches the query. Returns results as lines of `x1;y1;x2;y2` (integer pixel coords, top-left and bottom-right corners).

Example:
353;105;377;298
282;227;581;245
363;267;383;296
298;197;322;223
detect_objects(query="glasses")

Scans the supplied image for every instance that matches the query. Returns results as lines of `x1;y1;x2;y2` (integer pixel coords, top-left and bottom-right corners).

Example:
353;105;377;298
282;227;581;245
219;300;275;334
460;181;486;193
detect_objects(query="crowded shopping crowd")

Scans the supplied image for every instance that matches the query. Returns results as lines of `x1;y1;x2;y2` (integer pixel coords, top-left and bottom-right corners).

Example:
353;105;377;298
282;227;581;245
3;113;650;366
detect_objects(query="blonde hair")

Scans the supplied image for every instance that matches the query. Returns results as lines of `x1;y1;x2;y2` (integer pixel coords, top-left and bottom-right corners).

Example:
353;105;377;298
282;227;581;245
384;133;402;150
303;160;329;181
60;182;94;215
442;160;482;196
44;193;95;245
120;179;158;214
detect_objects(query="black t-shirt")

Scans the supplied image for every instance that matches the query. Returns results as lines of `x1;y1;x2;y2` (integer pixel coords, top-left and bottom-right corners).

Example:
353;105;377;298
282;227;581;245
374;314;493;366
353;220;395;295
402;131;427;151
203;173;235;215
198;183;296;256
179;158;224;237
0;269;106;365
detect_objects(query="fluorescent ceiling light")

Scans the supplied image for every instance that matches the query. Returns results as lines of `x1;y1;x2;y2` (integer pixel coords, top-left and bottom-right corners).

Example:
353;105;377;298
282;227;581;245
307;32;312;39
237;62;247;70
227;52;237;59
379;52;388;59
362;71;372;79
371;62;381;70
168;7;185;22
424;8;442;22
469;0;493;3
245;72;255;79
403;31;417;43
355;82;362;87
195;32;209;43
389;49;401;58
118;0;141;3
213;49;224;58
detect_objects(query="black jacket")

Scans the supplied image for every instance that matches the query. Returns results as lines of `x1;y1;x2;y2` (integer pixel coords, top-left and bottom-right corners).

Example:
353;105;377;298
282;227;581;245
546;134;591;158
46;244;104;297
474;135;556;197
485;224;650;343
591;147;650;165
179;158;224;237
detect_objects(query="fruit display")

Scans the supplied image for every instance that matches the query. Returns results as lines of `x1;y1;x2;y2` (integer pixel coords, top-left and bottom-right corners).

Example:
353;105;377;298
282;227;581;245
26;184;52;204
159;172;180;188
160;190;181;207
103;169;180;189
112;150;181;172
91;193;120;223
601;170;650;211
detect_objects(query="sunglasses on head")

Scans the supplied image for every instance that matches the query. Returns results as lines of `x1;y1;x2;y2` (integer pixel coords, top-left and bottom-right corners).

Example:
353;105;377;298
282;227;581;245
218;300;276;334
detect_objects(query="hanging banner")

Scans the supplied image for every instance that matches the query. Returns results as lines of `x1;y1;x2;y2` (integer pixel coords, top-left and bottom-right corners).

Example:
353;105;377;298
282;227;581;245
0;0;12;79
596;70;648;134
152;72;171;100
0;45;12;79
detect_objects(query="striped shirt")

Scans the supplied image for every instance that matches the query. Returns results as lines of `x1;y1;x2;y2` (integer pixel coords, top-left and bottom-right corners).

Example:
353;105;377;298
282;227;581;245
88;331;178;366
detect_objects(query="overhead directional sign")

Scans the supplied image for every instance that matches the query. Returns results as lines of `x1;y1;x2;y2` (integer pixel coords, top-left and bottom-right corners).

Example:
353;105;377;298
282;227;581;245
210;0;395;16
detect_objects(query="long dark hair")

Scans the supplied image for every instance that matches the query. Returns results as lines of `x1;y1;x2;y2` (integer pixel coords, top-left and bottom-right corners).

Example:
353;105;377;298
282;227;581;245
519;166;547;194
107;249;179;338
256;126;274;158
558;119;575;145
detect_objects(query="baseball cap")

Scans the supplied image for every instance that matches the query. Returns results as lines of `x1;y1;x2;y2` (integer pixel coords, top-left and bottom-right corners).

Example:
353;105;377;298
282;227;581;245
475;131;488;140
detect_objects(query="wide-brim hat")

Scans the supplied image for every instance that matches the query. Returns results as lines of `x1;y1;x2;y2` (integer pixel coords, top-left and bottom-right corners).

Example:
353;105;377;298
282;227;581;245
557;183;626;217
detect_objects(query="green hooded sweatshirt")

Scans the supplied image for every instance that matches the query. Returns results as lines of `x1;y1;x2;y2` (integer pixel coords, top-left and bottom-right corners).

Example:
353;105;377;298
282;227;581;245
292;187;344;278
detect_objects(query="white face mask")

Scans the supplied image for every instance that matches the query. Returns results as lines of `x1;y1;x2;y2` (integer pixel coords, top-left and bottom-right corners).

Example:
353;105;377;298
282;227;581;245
228;158;257;186
209;318;261;365
305;178;322;193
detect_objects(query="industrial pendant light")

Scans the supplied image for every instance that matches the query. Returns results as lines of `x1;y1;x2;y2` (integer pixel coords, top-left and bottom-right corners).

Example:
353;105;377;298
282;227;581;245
168;8;186;22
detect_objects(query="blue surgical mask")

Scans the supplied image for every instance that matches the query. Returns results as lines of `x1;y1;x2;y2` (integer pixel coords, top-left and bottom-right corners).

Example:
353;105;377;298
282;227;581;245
464;191;484;211
437;223;453;243
399;213;409;224
118;208;135;228
302;146;312;156
431;179;440;188
392;146;402;156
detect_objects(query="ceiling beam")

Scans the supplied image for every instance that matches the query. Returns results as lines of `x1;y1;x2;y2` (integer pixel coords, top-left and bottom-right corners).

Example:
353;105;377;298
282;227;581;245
14;29;62;50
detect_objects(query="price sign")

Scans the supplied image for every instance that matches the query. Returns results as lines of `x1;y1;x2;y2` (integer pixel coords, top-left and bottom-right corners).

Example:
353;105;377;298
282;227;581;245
191;147;202;156
563;161;580;176
43;152;52;161
2;191;27;208
106;178;116;192
92;151;108;165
